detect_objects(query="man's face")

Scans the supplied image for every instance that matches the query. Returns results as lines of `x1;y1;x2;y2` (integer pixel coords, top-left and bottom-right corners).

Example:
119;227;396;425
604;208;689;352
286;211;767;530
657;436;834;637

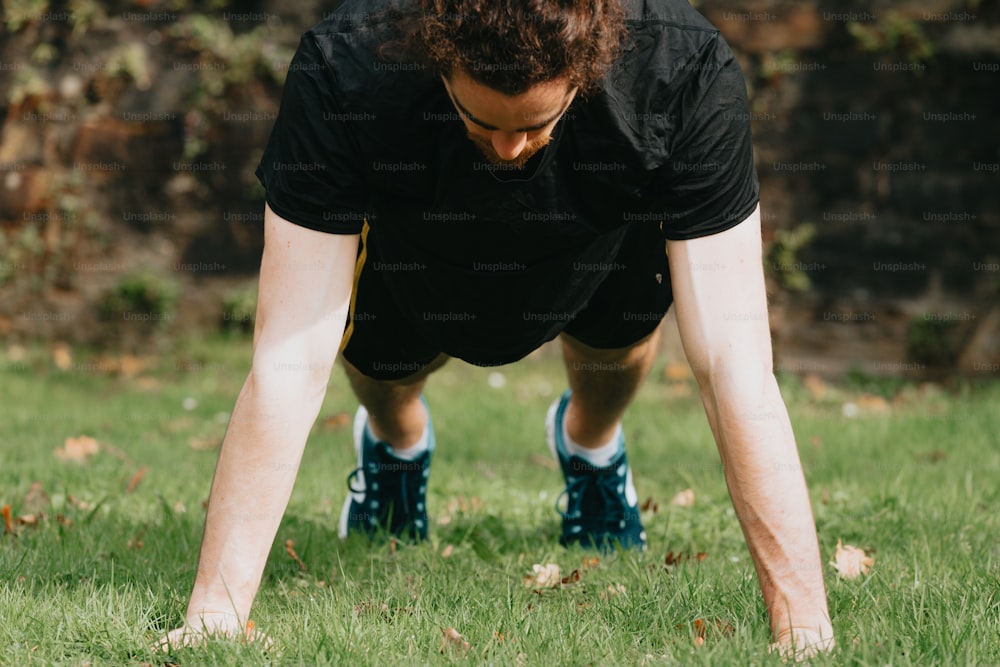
442;70;577;168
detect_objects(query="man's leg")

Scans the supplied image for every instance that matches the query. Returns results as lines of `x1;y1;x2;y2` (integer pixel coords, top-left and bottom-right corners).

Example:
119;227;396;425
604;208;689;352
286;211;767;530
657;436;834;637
338;354;449;540
342;353;449;449
547;323;663;550
560;325;662;449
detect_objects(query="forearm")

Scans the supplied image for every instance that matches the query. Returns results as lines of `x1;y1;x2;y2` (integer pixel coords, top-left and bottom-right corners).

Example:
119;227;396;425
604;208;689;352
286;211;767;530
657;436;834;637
184;370;326;627
700;371;832;641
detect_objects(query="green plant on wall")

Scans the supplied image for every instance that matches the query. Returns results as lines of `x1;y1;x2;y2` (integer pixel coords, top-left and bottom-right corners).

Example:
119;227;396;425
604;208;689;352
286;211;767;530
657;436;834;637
758;50;801;86
98;271;179;322
30;42;58;65
848;11;934;65
7;66;52;108
106;42;153;90
169;14;290;109
0;224;45;290
766;222;816;292
68;0;104;36
220;284;257;334
168;14;292;161
166;0;230;10
3;0;49;31
906;316;963;367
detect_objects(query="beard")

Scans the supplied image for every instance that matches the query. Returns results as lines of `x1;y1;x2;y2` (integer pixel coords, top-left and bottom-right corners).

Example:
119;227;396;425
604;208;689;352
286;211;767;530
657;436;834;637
466;131;552;168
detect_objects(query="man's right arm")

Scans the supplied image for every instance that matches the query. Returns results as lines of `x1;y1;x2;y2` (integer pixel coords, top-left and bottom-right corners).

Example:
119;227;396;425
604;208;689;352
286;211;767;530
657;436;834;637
160;204;360;647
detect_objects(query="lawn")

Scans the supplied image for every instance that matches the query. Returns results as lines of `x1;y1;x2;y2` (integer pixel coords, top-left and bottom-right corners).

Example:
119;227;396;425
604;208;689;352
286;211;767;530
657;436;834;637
1;336;999;665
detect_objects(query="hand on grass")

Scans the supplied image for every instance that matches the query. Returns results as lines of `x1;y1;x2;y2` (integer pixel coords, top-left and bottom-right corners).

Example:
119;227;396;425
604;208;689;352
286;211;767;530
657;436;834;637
770;628;835;662
154;612;273;652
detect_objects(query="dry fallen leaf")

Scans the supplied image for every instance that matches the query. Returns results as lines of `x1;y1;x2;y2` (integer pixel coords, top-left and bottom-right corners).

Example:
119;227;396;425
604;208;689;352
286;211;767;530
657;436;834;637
437;495;486;525
560;569;581;586
6;344;27;362
600;583;626;600
669;488;695;507
803;374;826;400
24;481;50;513
52;342;73;371
1;505;13;534
920;450;947;464
67;494;93;511
128;526;146;550
663;551;708;569
856;393;890;414
188;436;222;451
321;412;351;430
664;361;692;381
523;563;561;589
678;618;735;645
640;496;659;513
285;539;306;571
119;354;147;378
126;467;149;494
830;539;873;579
439;627;470;655
55;435;100;463
440;544;454;558
353;599;390;618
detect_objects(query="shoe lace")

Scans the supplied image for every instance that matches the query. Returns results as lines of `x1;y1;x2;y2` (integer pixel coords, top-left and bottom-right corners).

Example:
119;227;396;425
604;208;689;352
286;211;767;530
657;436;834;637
556;464;626;527
346;468;365;494
346;452;419;517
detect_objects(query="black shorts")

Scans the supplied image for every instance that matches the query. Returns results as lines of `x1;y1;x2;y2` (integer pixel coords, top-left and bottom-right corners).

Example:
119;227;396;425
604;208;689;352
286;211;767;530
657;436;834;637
341;222;673;381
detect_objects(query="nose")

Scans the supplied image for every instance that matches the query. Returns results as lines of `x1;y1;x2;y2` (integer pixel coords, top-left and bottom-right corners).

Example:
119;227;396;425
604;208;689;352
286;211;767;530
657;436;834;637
490;131;528;160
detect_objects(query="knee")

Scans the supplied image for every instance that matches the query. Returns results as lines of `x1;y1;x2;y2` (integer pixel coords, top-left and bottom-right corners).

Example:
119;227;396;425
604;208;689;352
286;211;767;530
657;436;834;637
342;353;449;388
561;327;661;365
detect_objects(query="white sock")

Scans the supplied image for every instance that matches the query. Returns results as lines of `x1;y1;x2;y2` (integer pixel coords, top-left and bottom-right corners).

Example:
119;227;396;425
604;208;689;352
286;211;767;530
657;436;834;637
390;425;429;460
562;417;623;467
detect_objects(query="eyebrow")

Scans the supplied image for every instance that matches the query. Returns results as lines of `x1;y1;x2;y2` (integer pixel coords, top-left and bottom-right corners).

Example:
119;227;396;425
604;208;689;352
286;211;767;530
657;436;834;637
444;80;574;133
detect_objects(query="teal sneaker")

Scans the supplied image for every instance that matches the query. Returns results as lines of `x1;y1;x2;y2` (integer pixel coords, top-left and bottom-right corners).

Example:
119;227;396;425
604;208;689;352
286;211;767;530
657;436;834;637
546;390;646;551
338;402;433;541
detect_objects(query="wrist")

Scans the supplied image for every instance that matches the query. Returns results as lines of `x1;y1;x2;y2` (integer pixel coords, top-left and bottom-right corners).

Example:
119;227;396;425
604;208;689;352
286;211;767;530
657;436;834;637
772;625;835;655
184;610;245;633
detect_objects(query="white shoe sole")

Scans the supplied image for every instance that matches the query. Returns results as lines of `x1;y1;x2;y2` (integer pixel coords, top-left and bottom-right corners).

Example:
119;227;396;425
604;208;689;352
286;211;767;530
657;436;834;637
337;405;370;539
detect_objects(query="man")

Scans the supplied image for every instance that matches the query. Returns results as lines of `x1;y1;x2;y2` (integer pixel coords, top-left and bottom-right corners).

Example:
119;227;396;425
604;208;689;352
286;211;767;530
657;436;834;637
161;0;834;656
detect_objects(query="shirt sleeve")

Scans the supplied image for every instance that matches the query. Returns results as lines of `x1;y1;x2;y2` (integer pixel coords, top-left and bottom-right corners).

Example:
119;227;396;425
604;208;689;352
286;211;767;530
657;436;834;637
651;37;760;240
255;33;367;234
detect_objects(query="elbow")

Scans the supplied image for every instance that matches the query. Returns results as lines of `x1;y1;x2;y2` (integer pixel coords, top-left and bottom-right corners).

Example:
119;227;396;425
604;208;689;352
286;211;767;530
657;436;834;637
247;350;333;407
693;353;776;412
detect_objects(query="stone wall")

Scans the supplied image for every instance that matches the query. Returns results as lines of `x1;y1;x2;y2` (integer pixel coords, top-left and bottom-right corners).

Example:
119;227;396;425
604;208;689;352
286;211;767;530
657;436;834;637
701;0;1000;378
0;0;997;375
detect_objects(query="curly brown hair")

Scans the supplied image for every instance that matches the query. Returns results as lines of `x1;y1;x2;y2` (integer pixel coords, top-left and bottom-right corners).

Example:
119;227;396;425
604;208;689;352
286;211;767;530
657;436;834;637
383;0;626;95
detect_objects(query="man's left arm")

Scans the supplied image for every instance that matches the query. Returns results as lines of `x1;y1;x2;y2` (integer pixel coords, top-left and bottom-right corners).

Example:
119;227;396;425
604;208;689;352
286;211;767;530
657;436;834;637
665;205;835;656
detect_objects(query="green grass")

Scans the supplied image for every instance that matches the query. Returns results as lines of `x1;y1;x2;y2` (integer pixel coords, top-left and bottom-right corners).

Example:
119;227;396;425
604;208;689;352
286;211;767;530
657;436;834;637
2;337;999;665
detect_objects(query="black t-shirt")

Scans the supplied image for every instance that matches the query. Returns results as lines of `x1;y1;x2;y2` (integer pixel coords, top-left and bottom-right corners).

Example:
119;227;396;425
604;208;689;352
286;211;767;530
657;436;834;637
255;0;759;347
